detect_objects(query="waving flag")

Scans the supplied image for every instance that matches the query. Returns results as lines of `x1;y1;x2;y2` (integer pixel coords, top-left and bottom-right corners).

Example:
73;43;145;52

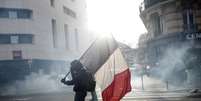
79;36;131;101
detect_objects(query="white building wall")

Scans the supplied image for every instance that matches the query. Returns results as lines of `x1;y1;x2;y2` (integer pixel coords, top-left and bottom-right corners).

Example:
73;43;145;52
0;0;92;61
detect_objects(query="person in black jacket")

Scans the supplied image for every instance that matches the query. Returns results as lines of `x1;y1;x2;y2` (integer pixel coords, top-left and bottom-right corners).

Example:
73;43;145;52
61;60;87;101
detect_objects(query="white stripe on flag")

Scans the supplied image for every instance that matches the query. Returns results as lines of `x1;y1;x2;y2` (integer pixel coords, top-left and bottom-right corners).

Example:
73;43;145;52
95;48;128;91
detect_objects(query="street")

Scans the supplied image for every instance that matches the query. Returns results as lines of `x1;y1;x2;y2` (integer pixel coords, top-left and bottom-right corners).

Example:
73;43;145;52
1;76;201;101
0;89;201;101
0;0;201;101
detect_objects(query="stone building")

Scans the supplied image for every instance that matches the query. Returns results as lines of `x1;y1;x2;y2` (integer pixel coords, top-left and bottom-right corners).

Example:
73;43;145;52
138;0;201;87
119;42;137;67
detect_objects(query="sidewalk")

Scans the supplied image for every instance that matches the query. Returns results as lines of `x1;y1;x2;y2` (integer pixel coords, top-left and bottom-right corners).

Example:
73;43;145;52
123;75;201;100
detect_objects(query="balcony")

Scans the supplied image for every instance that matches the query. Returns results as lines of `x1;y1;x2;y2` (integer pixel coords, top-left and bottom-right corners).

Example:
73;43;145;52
139;0;169;12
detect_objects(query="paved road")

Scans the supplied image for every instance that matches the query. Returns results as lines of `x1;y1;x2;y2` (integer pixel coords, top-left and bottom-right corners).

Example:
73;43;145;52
0;90;201;101
122;89;201;101
1;76;201;101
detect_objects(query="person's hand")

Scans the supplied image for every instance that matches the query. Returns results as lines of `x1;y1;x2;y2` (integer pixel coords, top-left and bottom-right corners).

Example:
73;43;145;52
66;81;72;85
61;78;65;83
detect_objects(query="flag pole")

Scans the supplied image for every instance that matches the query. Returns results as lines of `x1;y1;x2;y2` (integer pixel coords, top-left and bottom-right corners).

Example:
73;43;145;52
79;38;98;60
141;74;144;90
63;71;71;79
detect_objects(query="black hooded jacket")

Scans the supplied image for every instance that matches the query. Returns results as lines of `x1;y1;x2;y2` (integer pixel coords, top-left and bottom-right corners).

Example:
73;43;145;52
63;60;88;92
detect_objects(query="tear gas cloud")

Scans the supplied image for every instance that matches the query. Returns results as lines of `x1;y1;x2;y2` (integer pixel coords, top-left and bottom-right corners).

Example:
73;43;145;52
0;65;73;96
149;44;190;88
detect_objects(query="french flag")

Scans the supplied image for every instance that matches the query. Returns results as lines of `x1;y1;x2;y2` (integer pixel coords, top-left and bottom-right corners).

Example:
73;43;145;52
80;35;131;101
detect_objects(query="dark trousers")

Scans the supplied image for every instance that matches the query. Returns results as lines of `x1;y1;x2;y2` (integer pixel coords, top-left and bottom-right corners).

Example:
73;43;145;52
74;91;87;101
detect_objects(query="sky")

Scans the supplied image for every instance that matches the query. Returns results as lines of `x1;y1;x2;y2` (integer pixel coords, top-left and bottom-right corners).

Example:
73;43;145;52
86;0;147;48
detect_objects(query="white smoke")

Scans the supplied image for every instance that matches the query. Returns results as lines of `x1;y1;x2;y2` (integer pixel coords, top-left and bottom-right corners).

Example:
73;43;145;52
150;45;190;88
1;68;73;96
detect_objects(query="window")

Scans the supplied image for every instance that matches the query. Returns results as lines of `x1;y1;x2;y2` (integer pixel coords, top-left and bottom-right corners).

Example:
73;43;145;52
0;35;10;44
50;0;55;7
10;35;19;44
63;6;77;18
0;8;32;19
0;8;9;18
183;9;196;32
52;19;58;48
8;11;17;19
150;13;162;37
74;28;79;50
13;50;22;60
19;34;33;44
64;24;69;49
17;9;32;19
0;34;33;44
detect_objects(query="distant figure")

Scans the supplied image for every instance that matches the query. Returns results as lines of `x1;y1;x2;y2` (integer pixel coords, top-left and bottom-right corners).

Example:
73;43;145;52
61;60;96;101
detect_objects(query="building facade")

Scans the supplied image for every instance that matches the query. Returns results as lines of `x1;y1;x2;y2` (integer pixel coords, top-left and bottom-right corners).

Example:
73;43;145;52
139;0;201;87
0;0;93;87
119;43;137;67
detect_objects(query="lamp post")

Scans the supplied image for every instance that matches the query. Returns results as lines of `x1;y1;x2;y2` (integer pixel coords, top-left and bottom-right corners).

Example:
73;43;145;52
141;74;144;90
166;80;169;90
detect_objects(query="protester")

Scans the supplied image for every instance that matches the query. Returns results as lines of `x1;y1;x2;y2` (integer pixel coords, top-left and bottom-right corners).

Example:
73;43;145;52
61;60;97;101
61;60;87;101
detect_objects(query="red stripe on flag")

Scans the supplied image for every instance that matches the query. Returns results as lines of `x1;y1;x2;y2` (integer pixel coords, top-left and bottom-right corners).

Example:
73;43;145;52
102;68;131;101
